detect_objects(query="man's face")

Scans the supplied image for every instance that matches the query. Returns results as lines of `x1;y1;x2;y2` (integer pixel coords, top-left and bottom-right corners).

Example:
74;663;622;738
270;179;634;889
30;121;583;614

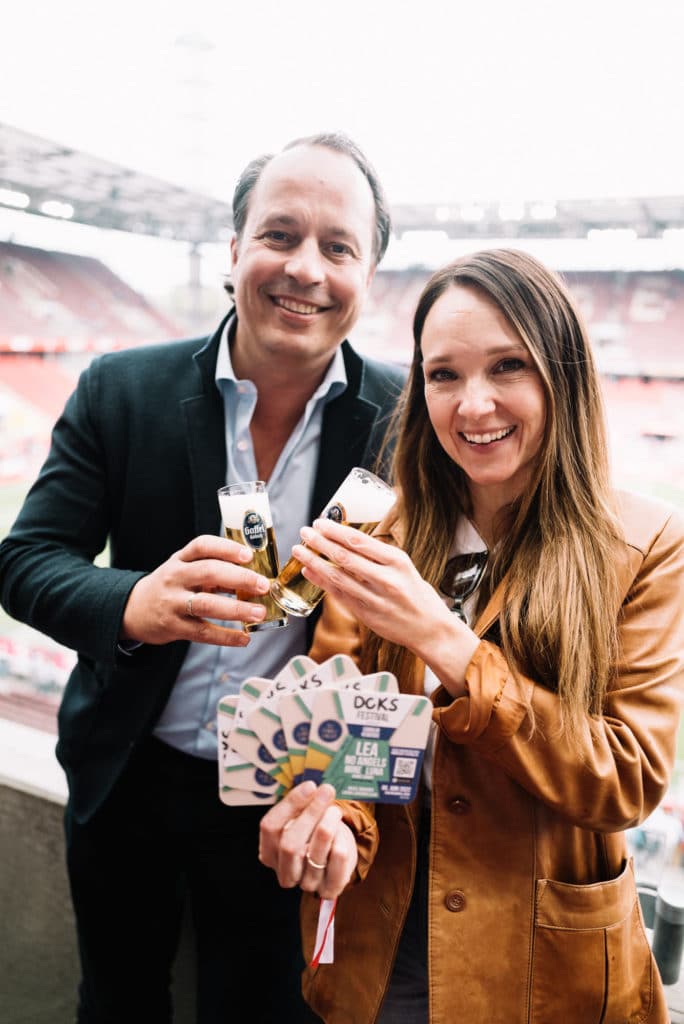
230;144;377;374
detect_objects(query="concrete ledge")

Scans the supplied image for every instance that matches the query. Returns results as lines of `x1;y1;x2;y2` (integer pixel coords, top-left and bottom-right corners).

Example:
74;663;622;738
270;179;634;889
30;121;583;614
0;716;67;805
0;782;79;1023
0;719;194;1023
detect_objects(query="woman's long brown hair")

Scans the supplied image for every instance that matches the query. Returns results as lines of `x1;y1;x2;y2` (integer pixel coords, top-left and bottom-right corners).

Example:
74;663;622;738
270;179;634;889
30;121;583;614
369;248;623;744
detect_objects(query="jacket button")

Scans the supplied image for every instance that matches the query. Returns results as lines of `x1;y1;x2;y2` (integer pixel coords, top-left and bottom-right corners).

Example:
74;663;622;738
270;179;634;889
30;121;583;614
449;797;471;815
445;890;466;913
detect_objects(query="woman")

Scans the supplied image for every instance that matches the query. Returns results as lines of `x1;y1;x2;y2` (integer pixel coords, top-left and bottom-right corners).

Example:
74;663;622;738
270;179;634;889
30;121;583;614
259;248;684;1023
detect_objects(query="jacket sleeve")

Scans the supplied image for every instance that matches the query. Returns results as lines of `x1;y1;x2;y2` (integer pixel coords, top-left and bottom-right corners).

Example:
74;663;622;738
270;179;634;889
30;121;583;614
339;801;379;883
0;359;145;665
432;508;684;832
308;592;365;666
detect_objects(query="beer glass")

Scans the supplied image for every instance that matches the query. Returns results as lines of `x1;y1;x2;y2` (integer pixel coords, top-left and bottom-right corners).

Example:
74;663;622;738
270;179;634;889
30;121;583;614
270;467;395;617
217;481;288;632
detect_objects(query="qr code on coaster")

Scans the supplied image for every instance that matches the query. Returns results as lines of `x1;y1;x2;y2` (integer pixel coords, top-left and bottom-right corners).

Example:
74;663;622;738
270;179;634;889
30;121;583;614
394;757;418;779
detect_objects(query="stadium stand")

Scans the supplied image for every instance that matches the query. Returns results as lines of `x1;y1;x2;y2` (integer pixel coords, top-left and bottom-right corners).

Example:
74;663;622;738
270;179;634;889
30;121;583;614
1;242;682;378
564;270;684;380
0;240;180;352
0;354;77;421
354;267;684;382
0;241;184;739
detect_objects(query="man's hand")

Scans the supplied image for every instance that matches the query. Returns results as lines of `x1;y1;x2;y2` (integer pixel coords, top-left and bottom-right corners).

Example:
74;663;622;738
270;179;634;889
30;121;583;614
120;535;271;648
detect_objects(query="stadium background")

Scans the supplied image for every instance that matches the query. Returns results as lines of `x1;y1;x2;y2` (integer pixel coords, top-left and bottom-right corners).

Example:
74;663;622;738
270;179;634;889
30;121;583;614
2;121;683;710
2;121;684;1024
1;1;683;1015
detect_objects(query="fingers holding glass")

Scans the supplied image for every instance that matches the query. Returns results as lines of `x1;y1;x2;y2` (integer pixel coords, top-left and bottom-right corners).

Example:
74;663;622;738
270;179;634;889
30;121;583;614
270;467;395;618
291;524;380;603
218;481;288;632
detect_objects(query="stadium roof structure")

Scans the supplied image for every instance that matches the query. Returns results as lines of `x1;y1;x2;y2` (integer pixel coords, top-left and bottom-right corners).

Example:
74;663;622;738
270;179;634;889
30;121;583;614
0;123;233;245
393;195;684;241
2;121;684;245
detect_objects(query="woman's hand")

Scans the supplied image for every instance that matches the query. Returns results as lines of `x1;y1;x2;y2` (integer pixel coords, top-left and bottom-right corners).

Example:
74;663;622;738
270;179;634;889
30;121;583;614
293;519;481;697
259;782;358;900
293;520;447;648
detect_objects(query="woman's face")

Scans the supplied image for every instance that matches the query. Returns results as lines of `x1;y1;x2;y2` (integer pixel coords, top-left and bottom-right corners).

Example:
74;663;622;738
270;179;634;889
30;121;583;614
421;284;547;513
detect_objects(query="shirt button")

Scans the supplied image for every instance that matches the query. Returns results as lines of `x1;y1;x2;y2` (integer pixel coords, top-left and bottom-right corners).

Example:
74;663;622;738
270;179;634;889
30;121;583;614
445;890;466;913
449;797;471;815
236;440;249;452
221;672;231;683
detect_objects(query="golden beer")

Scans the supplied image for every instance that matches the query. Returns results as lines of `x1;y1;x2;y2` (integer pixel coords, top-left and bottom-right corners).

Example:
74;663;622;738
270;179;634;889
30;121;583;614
270;468;395;618
218;483;288;632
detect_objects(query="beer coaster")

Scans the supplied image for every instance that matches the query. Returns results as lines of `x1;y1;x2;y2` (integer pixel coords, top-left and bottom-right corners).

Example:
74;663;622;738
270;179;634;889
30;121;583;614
322;690;431;803
299;654;361;691
301;675;397;786
280;665;398;784
246;699;295;790
275;654;319;686
222;678;289;787
243;656;318;789
219;786;279;806
278;655;364;783
217;695;282;797
217;655;430;806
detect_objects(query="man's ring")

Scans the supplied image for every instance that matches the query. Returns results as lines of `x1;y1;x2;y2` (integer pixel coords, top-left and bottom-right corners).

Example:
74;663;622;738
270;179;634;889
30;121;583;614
187;596;197;618
306;852;327;871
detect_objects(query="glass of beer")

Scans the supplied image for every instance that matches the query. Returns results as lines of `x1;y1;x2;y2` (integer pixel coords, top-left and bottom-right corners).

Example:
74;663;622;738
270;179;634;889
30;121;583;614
270;467;395;617
217;481;288;632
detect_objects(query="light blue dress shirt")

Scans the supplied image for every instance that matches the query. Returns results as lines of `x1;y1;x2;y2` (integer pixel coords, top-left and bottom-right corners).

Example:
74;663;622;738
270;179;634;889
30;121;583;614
154;317;347;759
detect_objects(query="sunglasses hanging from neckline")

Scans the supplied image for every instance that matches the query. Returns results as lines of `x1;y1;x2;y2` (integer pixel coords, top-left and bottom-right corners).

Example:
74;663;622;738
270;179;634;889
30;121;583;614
438;551;489;622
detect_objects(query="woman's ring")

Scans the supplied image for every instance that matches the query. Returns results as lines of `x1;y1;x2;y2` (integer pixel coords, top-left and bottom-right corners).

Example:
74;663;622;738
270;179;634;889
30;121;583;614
187;596;196;618
306;852;327;871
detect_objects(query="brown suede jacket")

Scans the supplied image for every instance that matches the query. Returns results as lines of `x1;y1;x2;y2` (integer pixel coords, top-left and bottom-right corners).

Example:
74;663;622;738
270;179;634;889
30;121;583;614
301;490;684;1024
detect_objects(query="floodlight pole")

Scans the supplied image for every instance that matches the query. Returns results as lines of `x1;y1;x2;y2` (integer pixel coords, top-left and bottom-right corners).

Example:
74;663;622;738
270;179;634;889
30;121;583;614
188;242;202;326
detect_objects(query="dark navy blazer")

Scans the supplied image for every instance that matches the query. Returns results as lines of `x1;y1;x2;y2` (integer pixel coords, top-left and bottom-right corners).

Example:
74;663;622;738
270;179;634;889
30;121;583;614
0;316;406;820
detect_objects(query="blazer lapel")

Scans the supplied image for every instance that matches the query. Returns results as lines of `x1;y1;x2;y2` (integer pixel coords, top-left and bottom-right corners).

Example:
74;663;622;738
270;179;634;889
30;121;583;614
182;319;229;536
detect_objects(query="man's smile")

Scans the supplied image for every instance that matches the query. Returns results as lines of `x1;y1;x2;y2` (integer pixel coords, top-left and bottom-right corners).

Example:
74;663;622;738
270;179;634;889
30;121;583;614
270;295;332;315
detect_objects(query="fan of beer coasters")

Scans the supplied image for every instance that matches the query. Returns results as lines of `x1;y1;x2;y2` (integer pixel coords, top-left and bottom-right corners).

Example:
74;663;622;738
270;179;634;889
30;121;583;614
217;654;433;806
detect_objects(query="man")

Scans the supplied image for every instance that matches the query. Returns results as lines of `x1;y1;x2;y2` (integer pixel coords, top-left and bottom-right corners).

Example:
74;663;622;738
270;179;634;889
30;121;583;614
0;132;406;1023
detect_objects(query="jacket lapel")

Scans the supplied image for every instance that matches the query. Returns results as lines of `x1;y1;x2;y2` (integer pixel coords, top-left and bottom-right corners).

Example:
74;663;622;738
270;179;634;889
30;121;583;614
182;318;229;536
474;580;505;640
180;329;392;587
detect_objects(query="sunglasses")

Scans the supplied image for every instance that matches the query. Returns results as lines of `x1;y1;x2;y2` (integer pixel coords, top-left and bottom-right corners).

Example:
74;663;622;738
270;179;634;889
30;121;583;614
438;551;488;622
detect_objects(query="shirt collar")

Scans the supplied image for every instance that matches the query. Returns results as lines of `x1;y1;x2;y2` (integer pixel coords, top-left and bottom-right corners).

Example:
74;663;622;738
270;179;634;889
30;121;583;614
215;311;348;401
453;517;487;556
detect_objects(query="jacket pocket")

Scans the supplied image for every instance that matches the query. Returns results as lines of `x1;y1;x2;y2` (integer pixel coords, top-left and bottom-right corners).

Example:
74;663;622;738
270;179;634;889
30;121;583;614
530;859;654;1024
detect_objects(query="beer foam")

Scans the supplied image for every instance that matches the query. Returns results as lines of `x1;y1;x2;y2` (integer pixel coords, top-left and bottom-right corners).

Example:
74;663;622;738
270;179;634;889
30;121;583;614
219;488;272;529
329;472;395;524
